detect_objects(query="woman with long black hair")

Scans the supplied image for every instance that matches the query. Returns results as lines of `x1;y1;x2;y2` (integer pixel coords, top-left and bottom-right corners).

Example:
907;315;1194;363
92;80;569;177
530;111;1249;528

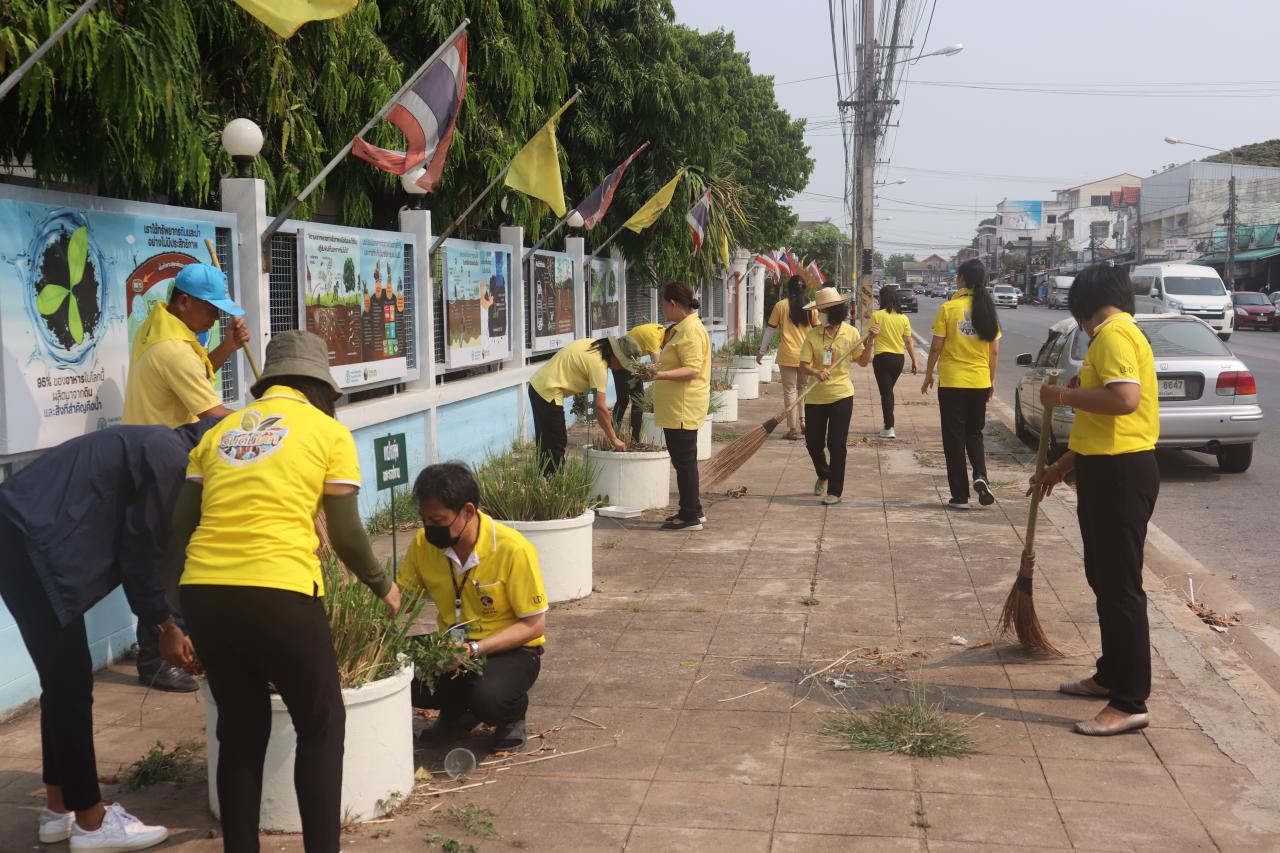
758;275;817;440
870;285;919;439
921;259;1001;508
651;282;711;530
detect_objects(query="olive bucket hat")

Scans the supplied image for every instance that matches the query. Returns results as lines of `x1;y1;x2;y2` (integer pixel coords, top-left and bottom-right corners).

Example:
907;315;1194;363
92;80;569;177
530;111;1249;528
607;335;646;373
250;330;342;400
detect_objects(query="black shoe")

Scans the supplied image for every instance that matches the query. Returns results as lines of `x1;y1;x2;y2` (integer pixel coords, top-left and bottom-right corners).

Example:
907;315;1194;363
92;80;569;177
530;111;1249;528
491;719;527;752
664;513;706;524
418;710;478;744
947;498;971;510
138;665;198;693
661;517;704;531
974;478;995;506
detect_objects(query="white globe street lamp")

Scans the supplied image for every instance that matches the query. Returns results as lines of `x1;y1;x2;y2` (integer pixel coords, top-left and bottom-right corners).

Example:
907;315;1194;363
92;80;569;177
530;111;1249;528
221;118;263;178
401;167;428;208
567;209;586;228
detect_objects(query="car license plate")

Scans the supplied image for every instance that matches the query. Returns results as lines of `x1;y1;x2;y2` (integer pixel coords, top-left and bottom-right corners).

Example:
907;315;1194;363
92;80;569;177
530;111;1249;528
1159;378;1186;398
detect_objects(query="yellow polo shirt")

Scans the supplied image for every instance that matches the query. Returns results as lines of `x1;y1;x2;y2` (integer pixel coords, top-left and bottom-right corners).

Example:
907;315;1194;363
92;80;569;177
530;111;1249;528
871;309;913;356
1068;313;1159;456
931;289;1001;389
767;300;818;367
653;313;711;430
397;512;547;647
798;323;863;405
530;338;610;405
180;385;361;596
626;323;665;359
123;302;220;427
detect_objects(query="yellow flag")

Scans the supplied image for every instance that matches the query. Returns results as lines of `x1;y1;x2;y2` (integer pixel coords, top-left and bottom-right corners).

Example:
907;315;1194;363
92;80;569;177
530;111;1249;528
719;232;731;268
622;170;685;233
504;99;574;217
233;0;356;38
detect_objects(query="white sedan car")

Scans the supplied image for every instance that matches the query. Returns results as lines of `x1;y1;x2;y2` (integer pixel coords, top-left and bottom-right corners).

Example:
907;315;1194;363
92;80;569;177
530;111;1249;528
992;285;1019;309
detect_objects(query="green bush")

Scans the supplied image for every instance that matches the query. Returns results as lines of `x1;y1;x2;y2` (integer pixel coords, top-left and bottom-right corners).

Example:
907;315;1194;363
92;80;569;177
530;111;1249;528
476;442;597;521
323;557;426;689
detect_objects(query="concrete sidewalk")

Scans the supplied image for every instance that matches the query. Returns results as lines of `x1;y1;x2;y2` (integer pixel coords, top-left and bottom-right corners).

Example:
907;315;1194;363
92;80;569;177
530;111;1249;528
3;363;1280;851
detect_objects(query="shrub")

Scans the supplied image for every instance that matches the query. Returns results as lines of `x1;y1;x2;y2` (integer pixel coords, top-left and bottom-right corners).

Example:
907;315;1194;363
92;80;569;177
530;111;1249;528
476;442;596;521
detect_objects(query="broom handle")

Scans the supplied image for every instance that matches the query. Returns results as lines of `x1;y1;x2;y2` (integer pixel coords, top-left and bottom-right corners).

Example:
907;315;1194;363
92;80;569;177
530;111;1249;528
205;238;262;381
1023;372;1059;554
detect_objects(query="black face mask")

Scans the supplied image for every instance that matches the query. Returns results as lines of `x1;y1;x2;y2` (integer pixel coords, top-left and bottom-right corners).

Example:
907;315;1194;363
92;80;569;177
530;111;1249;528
424;509;468;550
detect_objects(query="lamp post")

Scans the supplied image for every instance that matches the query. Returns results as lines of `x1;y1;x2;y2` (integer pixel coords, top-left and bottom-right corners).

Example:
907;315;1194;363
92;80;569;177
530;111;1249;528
221;119;263;179
401;168;428;209
1166;135;1237;289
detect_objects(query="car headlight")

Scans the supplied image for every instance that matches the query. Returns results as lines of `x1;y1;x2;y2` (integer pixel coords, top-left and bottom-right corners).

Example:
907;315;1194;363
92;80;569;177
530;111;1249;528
1166;300;1183;312
1236;307;1249;316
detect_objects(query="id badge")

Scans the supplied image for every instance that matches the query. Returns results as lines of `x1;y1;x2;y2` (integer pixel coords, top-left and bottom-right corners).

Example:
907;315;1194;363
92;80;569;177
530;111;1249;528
447;624;470;643
823;349;834;367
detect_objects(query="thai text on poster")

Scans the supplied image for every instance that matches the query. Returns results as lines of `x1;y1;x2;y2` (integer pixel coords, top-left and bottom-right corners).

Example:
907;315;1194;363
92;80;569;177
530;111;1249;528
529;251;576;351
438;239;512;369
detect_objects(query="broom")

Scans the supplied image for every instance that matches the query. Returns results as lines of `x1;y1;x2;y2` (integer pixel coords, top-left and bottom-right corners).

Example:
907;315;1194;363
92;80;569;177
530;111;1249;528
995;372;1064;656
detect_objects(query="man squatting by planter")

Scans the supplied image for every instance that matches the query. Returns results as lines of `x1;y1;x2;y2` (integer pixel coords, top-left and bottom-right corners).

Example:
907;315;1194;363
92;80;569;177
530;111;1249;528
397;462;548;752
0;420;217;852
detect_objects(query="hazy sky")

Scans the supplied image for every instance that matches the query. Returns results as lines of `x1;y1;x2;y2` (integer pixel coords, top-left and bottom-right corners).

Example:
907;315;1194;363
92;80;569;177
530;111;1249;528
672;0;1280;259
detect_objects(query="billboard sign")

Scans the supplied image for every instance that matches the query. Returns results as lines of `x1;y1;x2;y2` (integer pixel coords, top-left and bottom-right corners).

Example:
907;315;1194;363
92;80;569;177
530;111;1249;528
437;239;512;369
529;251;577;351
586;256;621;337
1002;200;1043;231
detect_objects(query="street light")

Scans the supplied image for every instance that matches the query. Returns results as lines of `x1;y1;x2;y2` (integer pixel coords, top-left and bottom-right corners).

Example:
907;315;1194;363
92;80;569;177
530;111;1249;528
566;210;586;229
1166;134;1237;288
401;167;428;209
892;43;963;64
221;118;263;178
875;179;907;186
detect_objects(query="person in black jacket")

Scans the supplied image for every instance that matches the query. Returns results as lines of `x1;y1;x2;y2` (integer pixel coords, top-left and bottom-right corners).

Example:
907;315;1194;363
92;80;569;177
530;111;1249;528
0;420;215;851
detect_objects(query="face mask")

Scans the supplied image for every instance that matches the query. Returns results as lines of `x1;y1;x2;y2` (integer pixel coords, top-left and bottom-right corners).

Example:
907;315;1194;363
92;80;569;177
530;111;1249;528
818;311;830;325
424;509;468;549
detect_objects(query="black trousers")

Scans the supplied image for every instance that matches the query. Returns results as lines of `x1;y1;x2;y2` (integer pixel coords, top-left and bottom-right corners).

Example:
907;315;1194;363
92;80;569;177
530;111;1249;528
528;385;567;474
804;396;853;497
1075;451;1160;715
610;367;644;442
664;427;703;521
411;647;542;724
181;585;345;853
0;517;100;810
872;353;905;429
937;386;989;501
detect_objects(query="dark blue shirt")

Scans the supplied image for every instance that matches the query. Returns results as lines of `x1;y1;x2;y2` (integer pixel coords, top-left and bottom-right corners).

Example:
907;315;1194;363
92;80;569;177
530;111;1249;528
0;422;214;627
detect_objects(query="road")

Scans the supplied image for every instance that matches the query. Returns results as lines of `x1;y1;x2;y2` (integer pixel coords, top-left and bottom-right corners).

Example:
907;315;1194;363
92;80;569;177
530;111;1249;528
913;295;1280;622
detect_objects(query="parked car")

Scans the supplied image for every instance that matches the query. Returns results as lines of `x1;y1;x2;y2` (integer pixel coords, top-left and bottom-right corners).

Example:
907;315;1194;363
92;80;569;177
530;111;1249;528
1013;314;1262;472
926;283;946;297
1231;291;1279;331
1131;262;1233;341
899;289;919;312
1270;291;1280;310
992;285;1019;309
1046;275;1074;309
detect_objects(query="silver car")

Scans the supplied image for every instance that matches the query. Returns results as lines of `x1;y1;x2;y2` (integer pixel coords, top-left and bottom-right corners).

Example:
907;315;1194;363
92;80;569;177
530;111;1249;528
1013;314;1262;472
992;285;1019;309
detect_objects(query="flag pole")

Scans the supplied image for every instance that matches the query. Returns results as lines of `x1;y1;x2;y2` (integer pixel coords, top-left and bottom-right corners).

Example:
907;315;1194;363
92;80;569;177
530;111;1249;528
586;222;629;265
0;0;99;102
523;213;572;261
259;18;470;255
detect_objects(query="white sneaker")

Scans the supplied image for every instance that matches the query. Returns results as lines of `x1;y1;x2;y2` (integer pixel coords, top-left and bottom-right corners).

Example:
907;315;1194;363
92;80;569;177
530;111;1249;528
39;807;74;843
70;803;168;852
878;428;896;439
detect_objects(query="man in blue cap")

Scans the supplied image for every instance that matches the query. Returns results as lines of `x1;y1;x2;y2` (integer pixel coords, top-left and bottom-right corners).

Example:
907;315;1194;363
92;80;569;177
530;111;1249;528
122;262;248;690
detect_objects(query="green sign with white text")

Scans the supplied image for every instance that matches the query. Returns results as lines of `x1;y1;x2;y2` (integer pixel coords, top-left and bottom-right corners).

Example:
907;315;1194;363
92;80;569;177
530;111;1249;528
373;433;408;491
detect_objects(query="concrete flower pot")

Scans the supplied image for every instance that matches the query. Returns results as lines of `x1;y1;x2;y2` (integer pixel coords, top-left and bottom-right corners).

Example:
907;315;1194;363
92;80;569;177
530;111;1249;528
640;413;712;461
711;386;738;423
730;366;759;400
200;664;414;833
503;510;595;603
730;355;758;371
585;446;670;510
758;353;776;382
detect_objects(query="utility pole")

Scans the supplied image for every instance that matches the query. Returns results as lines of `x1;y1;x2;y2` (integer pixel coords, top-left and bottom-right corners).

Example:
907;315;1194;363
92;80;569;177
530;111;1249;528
855;0;876;329
1024;237;1033;293
1226;166;1237;290
1135;200;1143;264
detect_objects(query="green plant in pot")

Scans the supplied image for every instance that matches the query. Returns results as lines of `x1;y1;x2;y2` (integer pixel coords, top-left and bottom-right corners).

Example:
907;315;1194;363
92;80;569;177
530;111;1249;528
475;442;597;521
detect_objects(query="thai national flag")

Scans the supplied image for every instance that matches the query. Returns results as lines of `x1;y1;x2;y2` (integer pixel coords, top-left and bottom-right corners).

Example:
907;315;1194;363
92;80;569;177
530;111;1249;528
807;261;826;284
686;189;712;254
574;143;648;229
352;31;468;191
784;251;801;276
753;253;779;275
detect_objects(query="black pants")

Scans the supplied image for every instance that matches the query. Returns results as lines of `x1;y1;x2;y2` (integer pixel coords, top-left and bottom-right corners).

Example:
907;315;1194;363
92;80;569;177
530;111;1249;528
1075;451;1160;715
181;585;345;853
872;353;905;429
804;396;853;497
411;647;542;724
937;386;989;501
610;368;644;442
664;427;703;521
0;517;100;810
528;385;567;474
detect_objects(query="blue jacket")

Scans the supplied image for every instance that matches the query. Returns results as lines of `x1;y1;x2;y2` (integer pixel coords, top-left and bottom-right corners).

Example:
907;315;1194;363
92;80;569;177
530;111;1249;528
0;422;215;628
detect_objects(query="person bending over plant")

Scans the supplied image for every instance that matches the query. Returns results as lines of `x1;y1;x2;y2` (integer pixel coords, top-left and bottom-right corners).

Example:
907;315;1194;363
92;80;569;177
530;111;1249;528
399;463;548;752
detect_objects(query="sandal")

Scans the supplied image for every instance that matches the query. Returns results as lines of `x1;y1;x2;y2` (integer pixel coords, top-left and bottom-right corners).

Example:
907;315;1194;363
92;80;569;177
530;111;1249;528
784;430;800;441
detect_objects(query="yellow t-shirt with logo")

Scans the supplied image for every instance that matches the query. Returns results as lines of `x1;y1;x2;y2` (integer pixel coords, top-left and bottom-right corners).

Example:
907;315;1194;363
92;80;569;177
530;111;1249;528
627;323;665;358
1068;313;1160;456
530;338;609;405
871;309;913;356
767;300;818;367
653;313;711;430
397;512;547;647
798;323;863;405
122;302;221;427
180;386;361;596
931;290;1001;389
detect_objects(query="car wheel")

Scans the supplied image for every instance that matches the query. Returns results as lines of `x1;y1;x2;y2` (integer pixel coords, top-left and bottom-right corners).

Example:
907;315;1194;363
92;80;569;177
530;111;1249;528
1217;444;1253;473
1013;392;1033;444
1219;333;1232;342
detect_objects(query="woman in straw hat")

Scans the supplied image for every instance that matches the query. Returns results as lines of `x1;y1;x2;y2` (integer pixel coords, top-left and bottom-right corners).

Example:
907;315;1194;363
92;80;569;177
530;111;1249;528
797;287;877;505
166;330;400;852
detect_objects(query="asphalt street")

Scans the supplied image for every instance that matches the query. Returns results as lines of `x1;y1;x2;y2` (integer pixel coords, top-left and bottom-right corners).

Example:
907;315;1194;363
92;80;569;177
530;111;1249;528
911;295;1280;622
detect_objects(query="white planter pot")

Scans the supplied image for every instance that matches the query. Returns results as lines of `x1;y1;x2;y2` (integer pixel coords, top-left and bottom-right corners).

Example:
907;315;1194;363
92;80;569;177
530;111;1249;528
758;353;776;383
696;419;712;460
639;413;711;460
711;386;738;423
201;664;415;833
585;446;670;510
730;367;759;400
503;510;594;603
730;355;757;371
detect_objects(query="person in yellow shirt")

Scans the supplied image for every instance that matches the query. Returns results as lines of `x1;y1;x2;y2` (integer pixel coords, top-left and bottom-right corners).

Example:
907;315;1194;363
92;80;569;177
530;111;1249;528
397;463;547;752
612;322;664;442
651;282;711;531
922;259;1001;509
528;336;644;472
1028;265;1160;737
758;275;818;440
870;285;919;440
797;287;877;505
167;331;398;851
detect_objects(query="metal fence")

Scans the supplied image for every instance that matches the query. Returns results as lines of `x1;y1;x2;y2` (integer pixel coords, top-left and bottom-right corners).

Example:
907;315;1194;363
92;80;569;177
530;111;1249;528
215;227;240;403
626;268;652;327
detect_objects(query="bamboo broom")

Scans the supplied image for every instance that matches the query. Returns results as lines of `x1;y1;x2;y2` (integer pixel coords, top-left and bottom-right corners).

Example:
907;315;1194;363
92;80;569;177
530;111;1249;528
995;372;1064;656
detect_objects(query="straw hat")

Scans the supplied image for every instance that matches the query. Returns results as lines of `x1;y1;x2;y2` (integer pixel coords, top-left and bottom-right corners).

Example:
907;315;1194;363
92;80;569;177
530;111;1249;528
803;286;852;311
607;335;645;373
250;330;342;399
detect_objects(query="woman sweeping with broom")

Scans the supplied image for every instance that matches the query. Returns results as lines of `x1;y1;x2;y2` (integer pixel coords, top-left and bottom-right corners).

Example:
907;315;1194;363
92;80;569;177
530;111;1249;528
1027;264;1160;736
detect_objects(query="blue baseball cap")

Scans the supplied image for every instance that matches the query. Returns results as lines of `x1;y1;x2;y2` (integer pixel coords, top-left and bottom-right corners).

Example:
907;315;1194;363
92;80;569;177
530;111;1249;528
173;263;244;317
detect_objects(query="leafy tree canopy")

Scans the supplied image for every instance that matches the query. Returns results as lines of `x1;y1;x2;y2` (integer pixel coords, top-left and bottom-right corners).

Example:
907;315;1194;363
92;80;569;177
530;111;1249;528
788;222;848;281
884;253;915;280
1206;139;1280;168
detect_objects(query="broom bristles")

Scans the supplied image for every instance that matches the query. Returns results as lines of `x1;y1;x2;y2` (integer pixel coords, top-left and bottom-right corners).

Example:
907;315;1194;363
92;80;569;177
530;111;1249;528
700;425;770;488
995;552;1064;656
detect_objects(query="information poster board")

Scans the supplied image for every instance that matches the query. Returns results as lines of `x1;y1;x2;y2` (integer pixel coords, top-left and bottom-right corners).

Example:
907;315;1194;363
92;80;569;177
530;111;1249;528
586;257;621;338
0;194;218;454
438;239;512;369
300;228;411;390
529;251;577;351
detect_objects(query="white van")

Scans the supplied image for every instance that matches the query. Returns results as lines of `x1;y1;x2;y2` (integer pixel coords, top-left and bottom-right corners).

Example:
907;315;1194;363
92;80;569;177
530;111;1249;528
1131;263;1233;340
1047;276;1074;309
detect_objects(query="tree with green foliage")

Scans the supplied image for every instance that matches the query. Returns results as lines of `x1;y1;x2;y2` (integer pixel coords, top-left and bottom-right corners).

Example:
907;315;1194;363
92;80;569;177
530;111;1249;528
788;222;848;281
342;257;357;294
1206;140;1280;168
885;253;916;280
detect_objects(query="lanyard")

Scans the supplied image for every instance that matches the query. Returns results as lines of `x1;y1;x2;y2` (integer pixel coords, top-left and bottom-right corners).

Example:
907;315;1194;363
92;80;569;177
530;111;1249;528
450;566;475;625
